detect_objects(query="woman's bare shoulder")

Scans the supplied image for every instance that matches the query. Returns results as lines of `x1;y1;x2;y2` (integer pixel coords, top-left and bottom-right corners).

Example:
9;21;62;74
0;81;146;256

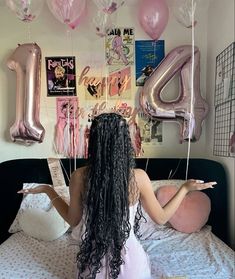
72;166;88;178
70;166;88;191
133;168;148;179
133;168;152;189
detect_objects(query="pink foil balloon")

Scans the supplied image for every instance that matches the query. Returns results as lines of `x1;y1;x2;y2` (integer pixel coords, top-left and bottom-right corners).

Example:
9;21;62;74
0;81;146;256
7;43;45;145
47;0;86;27
139;0;169;41
140;45;209;142
5;0;44;22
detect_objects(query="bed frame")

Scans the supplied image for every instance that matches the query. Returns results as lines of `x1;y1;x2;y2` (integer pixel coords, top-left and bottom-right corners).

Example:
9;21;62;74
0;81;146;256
0;158;229;246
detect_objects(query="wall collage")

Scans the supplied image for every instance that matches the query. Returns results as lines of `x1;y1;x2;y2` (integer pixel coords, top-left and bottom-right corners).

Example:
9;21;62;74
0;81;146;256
5;0;209;159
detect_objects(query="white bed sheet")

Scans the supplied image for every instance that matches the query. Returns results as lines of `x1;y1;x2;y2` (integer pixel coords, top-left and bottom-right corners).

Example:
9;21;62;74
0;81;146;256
142;225;235;279
0;227;234;279
0;232;77;279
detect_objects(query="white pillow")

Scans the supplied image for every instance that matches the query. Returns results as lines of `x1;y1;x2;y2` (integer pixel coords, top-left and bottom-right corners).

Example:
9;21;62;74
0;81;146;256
9;183;69;233
138;179;185;240
19;207;70;241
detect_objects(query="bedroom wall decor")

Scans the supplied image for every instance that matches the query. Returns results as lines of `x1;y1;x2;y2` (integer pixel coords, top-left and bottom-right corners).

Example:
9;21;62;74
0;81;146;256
5;0;44;22
46;0;86;29
140;45;209;142
138;0;169;41
213;42;235;157
7;43;45;145
171;0;199;28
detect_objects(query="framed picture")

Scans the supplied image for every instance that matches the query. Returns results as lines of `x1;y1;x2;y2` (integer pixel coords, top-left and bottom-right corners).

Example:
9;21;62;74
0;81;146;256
45;56;77;96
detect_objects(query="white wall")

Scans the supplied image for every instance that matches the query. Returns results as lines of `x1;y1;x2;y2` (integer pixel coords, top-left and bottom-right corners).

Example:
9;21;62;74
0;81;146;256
206;0;235;249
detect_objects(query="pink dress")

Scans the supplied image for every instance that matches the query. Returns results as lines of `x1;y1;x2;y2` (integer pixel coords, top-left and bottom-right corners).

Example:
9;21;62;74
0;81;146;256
73;203;152;279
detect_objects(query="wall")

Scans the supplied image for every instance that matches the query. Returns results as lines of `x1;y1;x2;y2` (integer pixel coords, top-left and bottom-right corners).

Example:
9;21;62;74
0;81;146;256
206;0;235;248
0;0;210;162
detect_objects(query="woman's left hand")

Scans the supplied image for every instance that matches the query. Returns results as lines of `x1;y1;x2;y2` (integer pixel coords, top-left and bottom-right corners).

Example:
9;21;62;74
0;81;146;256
181;179;217;193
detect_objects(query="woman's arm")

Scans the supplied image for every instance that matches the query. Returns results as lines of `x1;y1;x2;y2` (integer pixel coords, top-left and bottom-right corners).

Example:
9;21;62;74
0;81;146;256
18;167;86;227
136;168;216;225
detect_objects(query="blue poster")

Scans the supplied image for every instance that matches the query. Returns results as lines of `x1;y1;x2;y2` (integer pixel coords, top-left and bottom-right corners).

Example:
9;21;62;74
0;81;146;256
135;40;165;86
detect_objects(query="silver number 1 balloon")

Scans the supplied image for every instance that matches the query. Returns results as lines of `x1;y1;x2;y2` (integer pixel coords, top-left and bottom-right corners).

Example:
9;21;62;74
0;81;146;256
7;43;45;145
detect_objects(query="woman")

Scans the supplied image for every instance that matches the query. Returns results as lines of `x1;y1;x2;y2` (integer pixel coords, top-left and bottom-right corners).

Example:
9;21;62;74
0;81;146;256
18;113;216;279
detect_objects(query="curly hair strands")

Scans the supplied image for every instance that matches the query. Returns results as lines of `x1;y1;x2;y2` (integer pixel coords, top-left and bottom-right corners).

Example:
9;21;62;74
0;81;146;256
77;113;141;279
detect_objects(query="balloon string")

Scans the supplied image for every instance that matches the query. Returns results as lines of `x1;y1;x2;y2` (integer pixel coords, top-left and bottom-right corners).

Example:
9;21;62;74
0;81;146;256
66;27;77;172
153;40;156;65
185;0;195;180
27;24;31;42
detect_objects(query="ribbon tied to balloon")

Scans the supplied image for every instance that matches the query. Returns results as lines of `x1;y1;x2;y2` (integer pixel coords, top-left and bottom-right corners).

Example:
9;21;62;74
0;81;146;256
7;43;45;145
140;45;209;142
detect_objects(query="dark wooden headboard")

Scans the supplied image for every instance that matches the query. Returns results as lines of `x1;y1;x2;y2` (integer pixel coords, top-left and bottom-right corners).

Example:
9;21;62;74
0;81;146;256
0;158;229;246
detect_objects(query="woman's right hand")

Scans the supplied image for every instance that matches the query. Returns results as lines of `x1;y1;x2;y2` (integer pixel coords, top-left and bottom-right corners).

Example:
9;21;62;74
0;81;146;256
17;184;52;195
181;179;217;193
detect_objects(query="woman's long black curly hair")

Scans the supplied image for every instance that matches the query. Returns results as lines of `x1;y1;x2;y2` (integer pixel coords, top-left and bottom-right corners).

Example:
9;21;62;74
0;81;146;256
77;113;143;279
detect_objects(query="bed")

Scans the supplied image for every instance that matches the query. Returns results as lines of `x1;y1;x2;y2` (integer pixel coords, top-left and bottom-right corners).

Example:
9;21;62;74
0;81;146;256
0;158;234;279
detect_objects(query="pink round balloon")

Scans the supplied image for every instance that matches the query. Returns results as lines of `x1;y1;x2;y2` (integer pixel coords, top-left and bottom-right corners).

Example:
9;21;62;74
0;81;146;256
138;0;169;41
47;0;86;27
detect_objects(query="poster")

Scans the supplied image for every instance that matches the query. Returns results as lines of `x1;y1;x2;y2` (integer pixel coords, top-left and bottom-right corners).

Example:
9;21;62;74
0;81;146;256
135;40;165;86
138;112;163;145
106;27;134;66
55;97;79;157
108;66;131;98
81;66;132;100
46;56;77;96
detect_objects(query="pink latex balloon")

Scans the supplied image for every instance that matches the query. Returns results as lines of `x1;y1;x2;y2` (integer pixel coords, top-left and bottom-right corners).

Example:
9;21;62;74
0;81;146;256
47;0;86;27
5;0;44;22
139;0;169;41
7;43;45;145
140;45;209;142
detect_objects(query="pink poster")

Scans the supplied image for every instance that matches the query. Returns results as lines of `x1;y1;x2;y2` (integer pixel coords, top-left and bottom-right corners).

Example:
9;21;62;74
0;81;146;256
55;97;79;158
109;66;131;98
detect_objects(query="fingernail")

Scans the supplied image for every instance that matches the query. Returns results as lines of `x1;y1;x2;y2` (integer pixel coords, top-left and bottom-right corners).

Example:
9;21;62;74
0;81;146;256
196;180;204;183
